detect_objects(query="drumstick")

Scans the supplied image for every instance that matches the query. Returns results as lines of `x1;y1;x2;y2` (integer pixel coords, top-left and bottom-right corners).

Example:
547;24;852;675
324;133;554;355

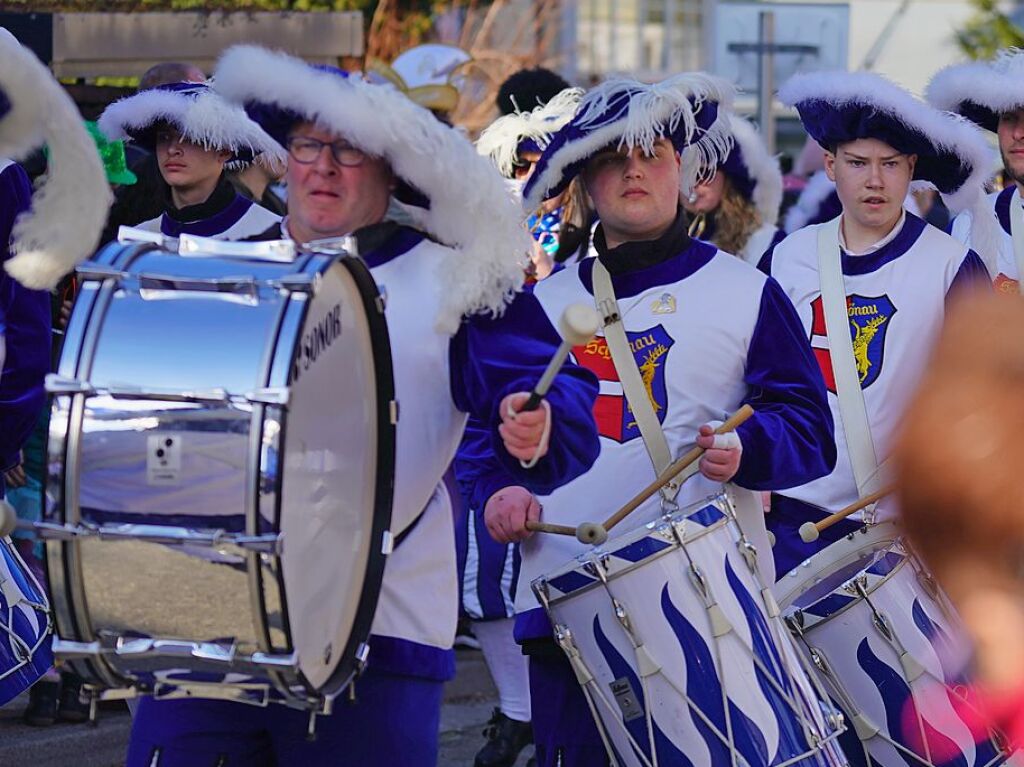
798;485;895;543
521;407;755;544
516;303;601;412
599;405;755;535
524;520;577;536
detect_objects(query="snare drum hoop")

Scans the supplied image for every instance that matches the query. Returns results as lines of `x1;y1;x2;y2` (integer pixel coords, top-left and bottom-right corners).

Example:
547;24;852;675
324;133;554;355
289;254;396;698
536;493;736;608
774;521;901;610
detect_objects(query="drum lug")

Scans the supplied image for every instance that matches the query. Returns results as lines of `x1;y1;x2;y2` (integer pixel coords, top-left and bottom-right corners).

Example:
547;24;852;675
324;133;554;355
355;641;371;668
245;387;291;406
389;400;400;425
760;587;780;619
898;650;925;682
871;612;894;642
277;273;316;293
380;530;394;555
739;539;759;574
849;711;881;741
45;373;95;395
554;624;594;686
76;264;128;282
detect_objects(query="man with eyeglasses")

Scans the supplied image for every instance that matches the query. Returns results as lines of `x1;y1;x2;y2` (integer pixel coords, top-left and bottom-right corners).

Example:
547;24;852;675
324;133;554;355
248;126;391;243
98;82;284;240
119;48;601;767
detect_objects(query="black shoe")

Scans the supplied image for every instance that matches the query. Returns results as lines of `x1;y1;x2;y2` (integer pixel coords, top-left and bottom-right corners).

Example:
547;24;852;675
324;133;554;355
57;673;90;723
22;680;59;727
474;708;533;767
454;619;481;651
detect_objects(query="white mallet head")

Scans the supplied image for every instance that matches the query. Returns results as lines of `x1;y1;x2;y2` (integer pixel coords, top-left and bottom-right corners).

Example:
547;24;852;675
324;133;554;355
767;531;776;548
559;304;601;346
576;522;608;546
799;521;820;543
0;499;18;538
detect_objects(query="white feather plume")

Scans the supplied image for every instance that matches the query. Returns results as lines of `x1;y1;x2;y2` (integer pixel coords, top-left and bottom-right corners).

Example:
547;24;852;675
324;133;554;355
780;70;996;213
784;170;836;234
0;28;111;290
524;72;735;211
476;87;583;178
926;49;1024;121
684;114;782;225
98;84;286;171
215;45;530;333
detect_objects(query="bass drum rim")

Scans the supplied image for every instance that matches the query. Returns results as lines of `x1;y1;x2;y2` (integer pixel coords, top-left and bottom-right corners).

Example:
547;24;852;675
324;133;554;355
304;254;396;699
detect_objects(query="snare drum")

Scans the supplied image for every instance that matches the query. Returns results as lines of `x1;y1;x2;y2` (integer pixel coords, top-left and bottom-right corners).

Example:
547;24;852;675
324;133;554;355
0;535;52;705
42;235;395;711
533;491;845;767
777;524;1017;767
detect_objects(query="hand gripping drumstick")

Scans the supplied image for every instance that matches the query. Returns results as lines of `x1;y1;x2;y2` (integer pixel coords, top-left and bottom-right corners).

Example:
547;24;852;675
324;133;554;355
798;484;895;543
516;303;602;413
526;405;755;545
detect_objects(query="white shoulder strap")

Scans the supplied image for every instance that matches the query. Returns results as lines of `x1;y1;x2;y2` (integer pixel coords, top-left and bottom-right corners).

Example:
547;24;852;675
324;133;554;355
1009;188;1024;295
591;259;697;499
816;217;885;497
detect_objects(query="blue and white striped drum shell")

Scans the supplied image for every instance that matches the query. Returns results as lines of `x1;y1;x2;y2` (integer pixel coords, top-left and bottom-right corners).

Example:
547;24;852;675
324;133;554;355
0;536;52;705
778;524;1019;767
533;491;846;767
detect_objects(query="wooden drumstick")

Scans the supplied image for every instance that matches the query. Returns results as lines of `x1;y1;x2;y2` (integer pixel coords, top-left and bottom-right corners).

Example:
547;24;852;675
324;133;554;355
798;485;896;543
598;405;754;538
517;303;601;412
524;520;577;537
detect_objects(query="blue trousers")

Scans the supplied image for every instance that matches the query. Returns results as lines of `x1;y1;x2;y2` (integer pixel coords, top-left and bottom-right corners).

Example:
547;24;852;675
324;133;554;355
126;668;443;767
528;652;611;767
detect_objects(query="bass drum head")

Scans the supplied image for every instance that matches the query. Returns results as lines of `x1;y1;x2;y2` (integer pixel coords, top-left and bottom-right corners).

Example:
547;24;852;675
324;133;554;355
279;255;394;694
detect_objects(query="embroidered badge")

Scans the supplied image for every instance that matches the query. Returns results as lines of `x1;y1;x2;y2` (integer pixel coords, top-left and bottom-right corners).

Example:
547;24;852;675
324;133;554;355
809;294;897;393
572;325;675;443
995;273;1020;294
650;292;677;314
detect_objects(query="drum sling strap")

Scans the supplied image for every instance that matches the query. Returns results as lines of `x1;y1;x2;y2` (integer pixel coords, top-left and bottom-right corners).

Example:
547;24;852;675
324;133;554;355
591;259;697;501
817;217;888;503
1009;187;1024;295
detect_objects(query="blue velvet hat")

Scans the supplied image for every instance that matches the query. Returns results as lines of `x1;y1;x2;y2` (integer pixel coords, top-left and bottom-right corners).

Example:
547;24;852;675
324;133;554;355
926;50;1024;133
779;71;993;211
708;114;782;224
523;73;734;211
0;28;111;290
99;81;284;170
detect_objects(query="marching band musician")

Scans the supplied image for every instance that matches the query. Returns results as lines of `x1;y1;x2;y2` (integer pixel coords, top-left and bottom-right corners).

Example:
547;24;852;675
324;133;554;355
682;113;785;264
928;49;1024;289
120;45;601;767
476;86;591;281
761;71;993;578
461;73;837;767
98;81;284;240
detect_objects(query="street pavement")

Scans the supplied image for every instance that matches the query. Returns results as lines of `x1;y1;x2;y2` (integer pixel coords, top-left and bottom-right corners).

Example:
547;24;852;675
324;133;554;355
0;650;535;766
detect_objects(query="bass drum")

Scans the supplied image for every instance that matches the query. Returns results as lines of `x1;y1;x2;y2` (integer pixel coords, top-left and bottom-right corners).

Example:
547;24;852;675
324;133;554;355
44;235;395;709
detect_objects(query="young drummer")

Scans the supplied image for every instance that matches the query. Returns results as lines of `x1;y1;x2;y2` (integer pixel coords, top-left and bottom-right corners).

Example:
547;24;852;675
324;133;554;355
461;73;837;767
98;81;284;239
928;50;1024;288
761;71;992;578
683;113;785;264
120;46;601;767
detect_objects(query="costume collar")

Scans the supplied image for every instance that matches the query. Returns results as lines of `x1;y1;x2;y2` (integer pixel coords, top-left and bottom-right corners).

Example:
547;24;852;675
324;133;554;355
839;209;906;256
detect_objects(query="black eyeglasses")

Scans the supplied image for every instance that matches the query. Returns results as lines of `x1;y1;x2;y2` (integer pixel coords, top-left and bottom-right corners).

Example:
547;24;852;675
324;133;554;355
286;136;367;167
